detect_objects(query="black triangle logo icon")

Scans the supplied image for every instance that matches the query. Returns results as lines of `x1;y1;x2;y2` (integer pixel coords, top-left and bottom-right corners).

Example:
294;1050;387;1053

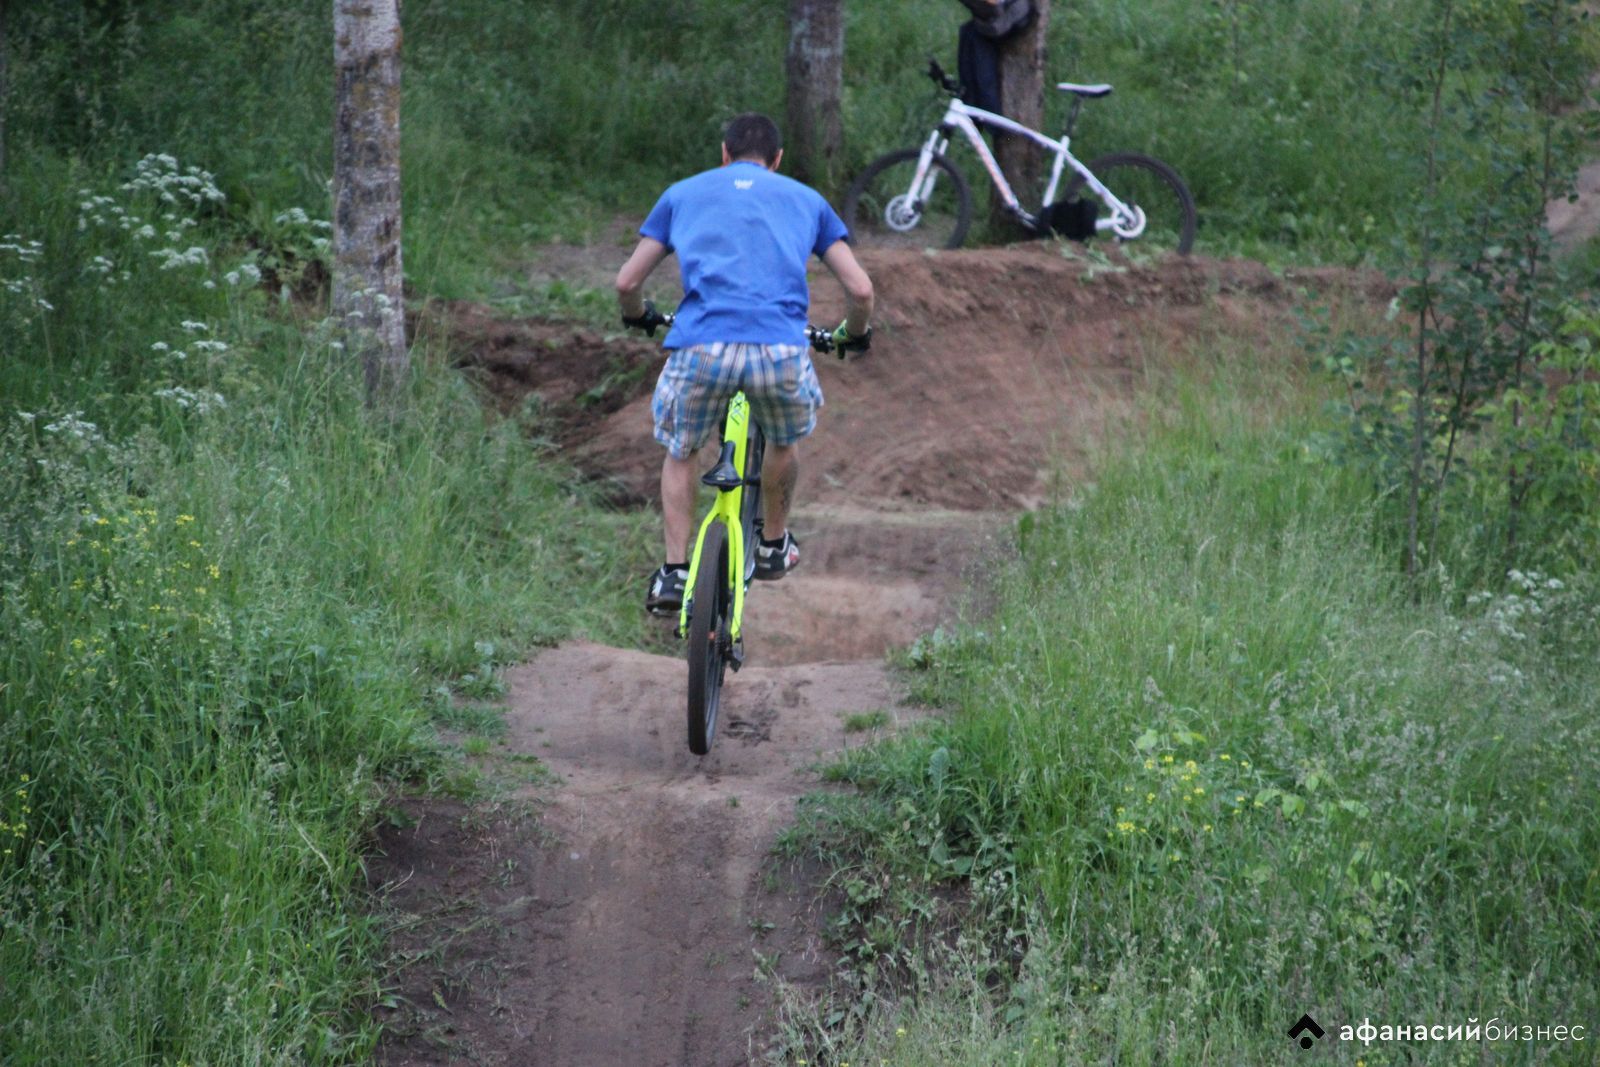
1288;1013;1326;1049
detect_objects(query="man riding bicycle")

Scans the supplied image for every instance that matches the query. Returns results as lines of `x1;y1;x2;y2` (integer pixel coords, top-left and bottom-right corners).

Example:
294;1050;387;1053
617;112;875;616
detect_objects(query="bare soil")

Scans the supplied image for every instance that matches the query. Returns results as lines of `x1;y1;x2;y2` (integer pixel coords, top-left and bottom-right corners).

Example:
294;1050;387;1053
370;242;1386;1066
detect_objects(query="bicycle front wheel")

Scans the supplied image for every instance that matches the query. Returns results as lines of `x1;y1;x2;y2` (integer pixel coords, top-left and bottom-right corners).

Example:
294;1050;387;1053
843;148;974;251
1063;152;1196;255
686;520;731;756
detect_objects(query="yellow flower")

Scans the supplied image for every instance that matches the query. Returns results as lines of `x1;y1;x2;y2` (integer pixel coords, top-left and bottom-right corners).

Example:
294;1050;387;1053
1193;787;1205;796
1220;753;1231;760
1162;754;1174;764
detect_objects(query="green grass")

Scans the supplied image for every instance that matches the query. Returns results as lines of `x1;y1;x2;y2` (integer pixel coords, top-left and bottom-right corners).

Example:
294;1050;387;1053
0;155;657;1065
10;0;1591;285
2;1;1596;1061
779;342;1600;1064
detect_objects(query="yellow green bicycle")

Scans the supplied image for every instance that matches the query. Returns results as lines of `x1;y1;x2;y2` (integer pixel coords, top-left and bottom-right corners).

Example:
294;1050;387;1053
665;317;849;754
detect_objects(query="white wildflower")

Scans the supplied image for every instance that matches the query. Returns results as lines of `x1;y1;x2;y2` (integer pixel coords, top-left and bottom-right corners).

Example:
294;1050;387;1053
150;246;209;270
42;412;102;441
154;386;226;414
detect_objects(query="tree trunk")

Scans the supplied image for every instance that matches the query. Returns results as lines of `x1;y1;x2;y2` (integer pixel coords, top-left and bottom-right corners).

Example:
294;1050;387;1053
333;0;406;408
784;0;844;192
990;0;1051;235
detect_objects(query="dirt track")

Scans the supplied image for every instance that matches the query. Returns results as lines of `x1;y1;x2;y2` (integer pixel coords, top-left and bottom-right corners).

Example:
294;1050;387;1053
370;243;1385;1066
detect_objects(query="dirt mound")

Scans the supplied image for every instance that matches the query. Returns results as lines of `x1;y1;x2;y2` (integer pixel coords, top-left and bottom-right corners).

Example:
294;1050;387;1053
438;245;1384;511
375;244;1387;1067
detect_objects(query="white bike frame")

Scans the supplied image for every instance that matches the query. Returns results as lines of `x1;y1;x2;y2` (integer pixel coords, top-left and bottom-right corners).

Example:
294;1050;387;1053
905;97;1145;239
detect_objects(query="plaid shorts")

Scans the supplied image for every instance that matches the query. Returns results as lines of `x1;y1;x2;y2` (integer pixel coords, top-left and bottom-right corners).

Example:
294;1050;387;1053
651;343;824;460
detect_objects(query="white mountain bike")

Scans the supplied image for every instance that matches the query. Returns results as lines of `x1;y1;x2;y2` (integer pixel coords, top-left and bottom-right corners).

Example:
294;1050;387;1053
843;59;1196;254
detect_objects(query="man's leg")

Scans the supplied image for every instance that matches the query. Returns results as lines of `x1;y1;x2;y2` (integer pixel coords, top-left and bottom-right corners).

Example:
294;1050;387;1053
661;450;697;564
761;442;798;540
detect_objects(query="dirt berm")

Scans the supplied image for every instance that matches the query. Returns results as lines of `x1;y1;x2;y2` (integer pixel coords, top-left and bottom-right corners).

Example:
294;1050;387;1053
372;243;1384;1067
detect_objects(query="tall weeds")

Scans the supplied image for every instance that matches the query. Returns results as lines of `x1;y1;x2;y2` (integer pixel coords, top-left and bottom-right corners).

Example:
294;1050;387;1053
0;154;654;1063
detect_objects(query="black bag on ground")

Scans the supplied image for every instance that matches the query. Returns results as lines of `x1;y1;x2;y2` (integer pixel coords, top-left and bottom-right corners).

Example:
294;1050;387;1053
1038;197;1099;240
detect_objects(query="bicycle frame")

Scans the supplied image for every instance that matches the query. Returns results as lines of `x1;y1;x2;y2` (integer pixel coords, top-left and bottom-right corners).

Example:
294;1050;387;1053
913;97;1144;238
678;391;755;642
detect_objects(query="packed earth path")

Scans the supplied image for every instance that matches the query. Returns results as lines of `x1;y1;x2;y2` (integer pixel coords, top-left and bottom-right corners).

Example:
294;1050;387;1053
370;242;1388;1066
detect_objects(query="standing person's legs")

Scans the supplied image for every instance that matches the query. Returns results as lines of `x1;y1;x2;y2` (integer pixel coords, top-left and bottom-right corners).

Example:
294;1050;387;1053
957;21;1004;116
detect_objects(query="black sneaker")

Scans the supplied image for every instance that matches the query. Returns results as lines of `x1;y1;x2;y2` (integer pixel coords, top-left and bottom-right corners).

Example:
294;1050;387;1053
753;531;800;581
645;564;689;616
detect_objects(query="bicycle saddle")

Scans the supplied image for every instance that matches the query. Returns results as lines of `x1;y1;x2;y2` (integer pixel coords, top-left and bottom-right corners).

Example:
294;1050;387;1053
701;440;743;490
1056;82;1112;97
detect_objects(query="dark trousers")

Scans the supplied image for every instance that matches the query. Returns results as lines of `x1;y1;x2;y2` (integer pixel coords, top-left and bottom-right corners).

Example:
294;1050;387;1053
957;21;1003;116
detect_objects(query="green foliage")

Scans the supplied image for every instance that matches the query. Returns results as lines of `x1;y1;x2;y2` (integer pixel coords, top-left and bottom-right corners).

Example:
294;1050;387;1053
783;346;1600;1063
1313;0;1598;583
8;0;1595;279
0;157;655;1064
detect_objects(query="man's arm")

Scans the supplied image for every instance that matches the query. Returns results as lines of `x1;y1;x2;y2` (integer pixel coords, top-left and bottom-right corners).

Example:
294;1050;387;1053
616;237;671;319
820;240;874;337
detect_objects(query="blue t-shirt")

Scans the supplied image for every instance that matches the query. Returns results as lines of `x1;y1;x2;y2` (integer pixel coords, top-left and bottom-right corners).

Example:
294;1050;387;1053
640;161;850;348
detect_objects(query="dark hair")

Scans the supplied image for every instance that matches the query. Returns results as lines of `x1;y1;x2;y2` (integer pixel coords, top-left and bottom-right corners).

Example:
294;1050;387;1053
722;113;782;166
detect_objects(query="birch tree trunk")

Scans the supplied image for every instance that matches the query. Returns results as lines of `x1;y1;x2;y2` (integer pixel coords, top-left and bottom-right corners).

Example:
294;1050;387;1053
785;0;844;191
333;0;406;408
990;0;1051;234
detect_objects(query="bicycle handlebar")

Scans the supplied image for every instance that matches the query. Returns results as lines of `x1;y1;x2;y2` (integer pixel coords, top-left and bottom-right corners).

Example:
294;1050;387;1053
927;57;962;96
626;305;868;359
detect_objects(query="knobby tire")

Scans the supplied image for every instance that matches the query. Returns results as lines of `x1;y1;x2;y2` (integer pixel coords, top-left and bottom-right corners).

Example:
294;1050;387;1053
686;520;730;756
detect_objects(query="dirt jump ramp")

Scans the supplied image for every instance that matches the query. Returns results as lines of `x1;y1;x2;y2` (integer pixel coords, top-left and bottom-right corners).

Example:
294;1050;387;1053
373;244;1382;1065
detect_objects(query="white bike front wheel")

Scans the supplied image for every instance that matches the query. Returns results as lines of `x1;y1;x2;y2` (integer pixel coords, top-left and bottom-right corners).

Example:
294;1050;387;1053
842;149;974;251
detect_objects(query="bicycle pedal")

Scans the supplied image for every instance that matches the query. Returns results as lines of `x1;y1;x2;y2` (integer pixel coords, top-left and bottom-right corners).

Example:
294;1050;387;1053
729;639;745;672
